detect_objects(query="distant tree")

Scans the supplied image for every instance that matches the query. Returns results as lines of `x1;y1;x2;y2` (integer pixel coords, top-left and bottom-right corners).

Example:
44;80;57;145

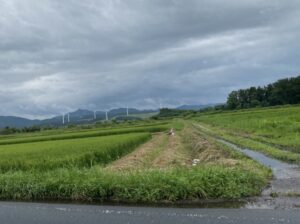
250;99;261;107
153;108;195;119
256;87;265;103
238;89;250;108
0;126;18;135
227;91;239;109
215;104;226;110
225;75;300;110
290;76;300;103
22;126;41;133
248;87;258;104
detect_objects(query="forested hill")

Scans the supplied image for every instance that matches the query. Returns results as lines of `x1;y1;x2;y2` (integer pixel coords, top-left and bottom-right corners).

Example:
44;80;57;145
227;76;300;109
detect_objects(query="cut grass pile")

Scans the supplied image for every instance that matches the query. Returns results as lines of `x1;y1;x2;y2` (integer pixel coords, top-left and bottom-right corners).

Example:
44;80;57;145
0;133;151;172
182;125;271;176
106;134;170;171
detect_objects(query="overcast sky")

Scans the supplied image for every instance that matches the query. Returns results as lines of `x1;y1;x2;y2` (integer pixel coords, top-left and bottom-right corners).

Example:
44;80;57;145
0;0;299;118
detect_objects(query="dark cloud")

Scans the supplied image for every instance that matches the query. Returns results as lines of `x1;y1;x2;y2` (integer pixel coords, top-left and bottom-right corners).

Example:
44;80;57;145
0;0;300;118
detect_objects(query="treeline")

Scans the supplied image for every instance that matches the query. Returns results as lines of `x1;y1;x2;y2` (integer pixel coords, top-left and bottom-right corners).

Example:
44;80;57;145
227;76;300;109
152;108;197;119
0;126;45;135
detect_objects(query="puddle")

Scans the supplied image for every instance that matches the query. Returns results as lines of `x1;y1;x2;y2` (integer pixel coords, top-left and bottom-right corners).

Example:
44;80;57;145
1;198;247;209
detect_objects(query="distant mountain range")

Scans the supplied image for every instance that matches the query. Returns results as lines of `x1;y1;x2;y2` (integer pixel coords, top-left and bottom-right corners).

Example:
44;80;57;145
0;104;216;128
0;116;40;129
0;108;158;128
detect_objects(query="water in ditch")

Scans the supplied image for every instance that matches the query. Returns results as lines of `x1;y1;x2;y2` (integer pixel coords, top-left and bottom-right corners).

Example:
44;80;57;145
217;138;300;209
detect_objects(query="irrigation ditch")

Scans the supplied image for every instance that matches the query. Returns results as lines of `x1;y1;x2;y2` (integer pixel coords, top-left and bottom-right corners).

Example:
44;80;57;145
193;123;300;209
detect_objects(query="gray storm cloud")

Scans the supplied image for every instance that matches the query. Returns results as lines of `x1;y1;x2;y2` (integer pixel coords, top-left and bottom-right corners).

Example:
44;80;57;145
0;0;300;118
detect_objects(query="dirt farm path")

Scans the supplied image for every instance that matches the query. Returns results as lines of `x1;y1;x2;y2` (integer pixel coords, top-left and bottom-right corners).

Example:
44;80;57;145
106;132;189;171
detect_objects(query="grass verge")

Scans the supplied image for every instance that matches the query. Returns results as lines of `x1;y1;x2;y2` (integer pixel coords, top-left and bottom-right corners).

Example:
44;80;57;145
0;165;268;203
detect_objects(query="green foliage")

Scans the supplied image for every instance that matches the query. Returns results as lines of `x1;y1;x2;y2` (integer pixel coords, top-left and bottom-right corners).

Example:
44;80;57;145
0;126;42;135
153;108;197;119
227;91;239;109
0;126;20;135
21;126;41;133
226;75;300;109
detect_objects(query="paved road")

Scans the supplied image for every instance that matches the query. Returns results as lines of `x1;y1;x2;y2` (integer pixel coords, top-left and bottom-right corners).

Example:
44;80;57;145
0;202;299;224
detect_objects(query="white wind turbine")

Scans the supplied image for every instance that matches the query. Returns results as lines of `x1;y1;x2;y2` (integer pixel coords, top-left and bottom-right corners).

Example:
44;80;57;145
93;109;109;121
106;110;109;121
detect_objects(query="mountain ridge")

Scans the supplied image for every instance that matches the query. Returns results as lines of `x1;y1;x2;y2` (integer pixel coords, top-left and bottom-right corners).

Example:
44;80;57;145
0;104;216;128
0;108;158;128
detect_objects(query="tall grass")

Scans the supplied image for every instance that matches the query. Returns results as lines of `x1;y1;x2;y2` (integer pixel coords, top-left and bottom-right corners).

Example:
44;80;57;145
0;133;151;172
0;165;267;202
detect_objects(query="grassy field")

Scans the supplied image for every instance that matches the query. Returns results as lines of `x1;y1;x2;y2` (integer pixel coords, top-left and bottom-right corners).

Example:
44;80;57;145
0;123;168;146
0;119;271;203
0;133;151;172
194;105;300;163
0;121;169;140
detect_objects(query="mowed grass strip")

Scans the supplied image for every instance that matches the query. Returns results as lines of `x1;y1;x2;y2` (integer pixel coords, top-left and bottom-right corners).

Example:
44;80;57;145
0;125;167;146
0;133;151;172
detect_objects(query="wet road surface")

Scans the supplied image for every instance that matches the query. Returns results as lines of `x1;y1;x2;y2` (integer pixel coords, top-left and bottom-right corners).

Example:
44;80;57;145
0;201;299;224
